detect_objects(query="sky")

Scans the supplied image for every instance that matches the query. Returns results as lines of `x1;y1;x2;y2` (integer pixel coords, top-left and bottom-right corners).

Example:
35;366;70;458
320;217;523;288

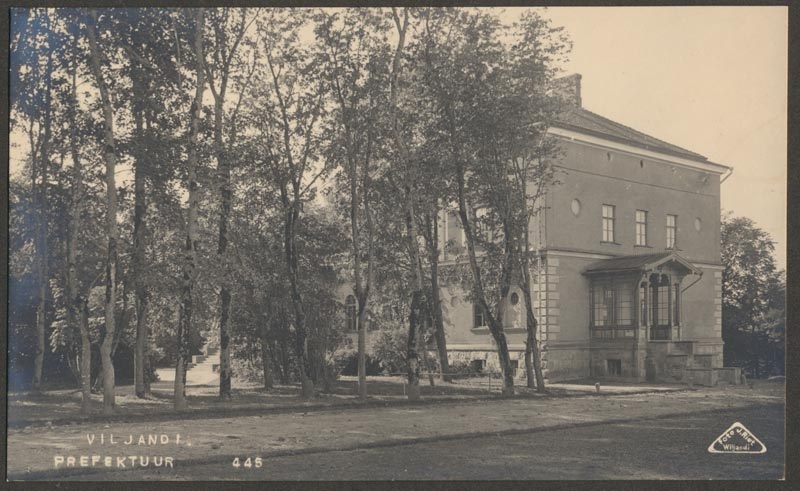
522;6;787;269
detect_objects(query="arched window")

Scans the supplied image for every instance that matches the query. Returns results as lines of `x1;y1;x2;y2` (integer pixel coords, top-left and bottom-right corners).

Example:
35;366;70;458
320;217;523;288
345;295;357;331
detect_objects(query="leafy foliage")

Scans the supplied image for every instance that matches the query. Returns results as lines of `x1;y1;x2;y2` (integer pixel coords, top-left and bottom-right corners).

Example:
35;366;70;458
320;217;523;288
721;213;785;377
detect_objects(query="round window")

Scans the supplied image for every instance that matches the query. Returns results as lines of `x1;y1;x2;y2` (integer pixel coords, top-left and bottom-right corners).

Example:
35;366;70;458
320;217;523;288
571;199;581;216
450;296;458;307
694;217;702;231
510;292;520;306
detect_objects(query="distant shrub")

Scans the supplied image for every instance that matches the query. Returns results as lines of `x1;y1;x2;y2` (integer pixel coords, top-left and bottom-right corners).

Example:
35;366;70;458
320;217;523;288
336;352;382;376
372;323;408;375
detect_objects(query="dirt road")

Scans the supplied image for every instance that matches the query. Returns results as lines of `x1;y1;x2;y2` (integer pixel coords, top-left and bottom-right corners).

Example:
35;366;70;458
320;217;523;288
7;383;784;480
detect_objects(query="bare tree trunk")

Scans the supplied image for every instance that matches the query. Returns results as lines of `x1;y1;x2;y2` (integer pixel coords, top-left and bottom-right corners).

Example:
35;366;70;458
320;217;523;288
87;10;119;415
517;162;546;392
389;8;423;401
79;298;92;414
347;131;369;400
130;58;151;399
260;322;274;390
423;210;452;382
274;337;290;385
66;38;91;412
207;13;253;402
455;164;514;396
406;287;423;401
419;322;435;387
32;16;54;394
175;8;205;411
284;200;314;399
351;165;367;400
520;264;545;391
215;99;234;401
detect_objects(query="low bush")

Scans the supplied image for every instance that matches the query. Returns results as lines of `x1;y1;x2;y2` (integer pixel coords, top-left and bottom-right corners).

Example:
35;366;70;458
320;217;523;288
336;352;382;376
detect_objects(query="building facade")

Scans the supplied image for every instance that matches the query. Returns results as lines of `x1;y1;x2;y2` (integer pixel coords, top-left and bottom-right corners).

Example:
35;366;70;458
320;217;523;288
343;74;738;386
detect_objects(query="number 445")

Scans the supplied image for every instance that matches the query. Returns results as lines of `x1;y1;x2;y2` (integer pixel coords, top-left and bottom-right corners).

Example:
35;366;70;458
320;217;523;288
232;457;263;469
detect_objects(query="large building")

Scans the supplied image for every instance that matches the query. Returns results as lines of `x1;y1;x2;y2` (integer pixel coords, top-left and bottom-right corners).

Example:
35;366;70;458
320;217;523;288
343;74;739;386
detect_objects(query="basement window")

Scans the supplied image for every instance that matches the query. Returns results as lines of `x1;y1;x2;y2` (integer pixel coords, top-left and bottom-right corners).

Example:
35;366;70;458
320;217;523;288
471;359;485;374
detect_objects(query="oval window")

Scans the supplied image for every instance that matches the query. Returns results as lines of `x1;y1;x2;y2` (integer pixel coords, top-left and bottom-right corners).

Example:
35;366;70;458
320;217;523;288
571;199;581;216
510;292;520;306
694;217;702;231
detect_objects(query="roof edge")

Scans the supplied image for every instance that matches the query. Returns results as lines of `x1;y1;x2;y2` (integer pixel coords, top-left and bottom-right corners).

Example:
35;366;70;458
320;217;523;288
548;126;732;175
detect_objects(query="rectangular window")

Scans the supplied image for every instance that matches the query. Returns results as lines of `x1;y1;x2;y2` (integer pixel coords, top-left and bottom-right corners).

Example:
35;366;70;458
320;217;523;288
666;214;677;249
654;285;670;327
592;283;613;327
592;280;636;338
602;205;615;243
673;284;680;326
639;283;648;326
474;207;492;242
473;303;486;328
635;210;648;246
446;210;464;251
616;287;633;326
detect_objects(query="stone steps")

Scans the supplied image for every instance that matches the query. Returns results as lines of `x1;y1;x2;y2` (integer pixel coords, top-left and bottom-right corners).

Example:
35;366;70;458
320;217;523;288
155;347;221;386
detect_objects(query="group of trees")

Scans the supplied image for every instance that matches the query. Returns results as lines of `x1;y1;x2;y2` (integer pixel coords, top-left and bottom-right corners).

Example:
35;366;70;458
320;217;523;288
14;7;782;416
720;213;785;378
9;7;569;414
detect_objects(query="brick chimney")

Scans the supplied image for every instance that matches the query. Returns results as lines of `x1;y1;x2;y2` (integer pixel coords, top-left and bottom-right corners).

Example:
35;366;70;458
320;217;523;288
553;73;582;108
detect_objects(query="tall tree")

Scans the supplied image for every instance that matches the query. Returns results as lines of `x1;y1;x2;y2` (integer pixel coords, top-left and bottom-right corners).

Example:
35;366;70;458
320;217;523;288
386;7;427;401
86;9;120;415
33;13;54;394
251;10;329;398
174;8;206;410
122;12;154;400
64;16;93;412
315;8;389;399
202;8;259;401
504;10;568;391
420;203;451;382
721;214;785;377
418;8;569;395
418;8;515;395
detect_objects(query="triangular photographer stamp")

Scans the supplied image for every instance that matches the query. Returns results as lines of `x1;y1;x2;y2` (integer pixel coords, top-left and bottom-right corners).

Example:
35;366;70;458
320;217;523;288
708;422;767;454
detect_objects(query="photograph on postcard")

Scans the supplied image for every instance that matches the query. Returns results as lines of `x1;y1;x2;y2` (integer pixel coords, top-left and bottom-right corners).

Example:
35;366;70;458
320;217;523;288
6;5;787;480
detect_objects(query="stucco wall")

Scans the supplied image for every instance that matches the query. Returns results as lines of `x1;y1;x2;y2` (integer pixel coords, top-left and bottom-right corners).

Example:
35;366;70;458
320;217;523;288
679;266;724;341
438;283;531;349
545;140;721;264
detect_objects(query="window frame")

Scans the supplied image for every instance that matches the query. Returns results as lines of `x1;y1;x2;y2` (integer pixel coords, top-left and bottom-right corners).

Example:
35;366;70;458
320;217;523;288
635;209;648;246
648;273;681;340
444;210;466;255
473;302;487;328
473;206;493;243
345;295;358;332
666;214;677;249
590;277;636;339
601;204;616;243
